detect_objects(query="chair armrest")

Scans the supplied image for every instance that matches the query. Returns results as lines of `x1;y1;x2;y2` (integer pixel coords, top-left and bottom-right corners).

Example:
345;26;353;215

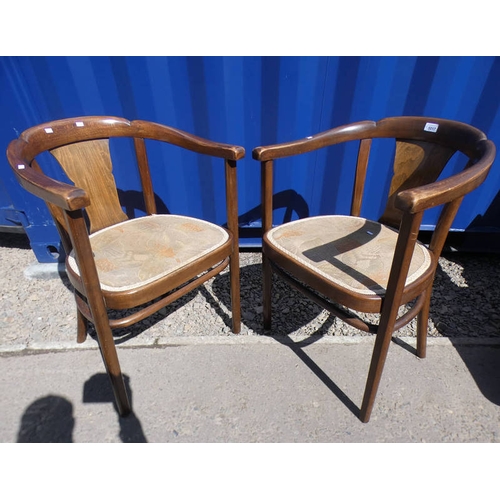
133;120;245;161
7;139;89;211
252;121;376;161
395;139;496;213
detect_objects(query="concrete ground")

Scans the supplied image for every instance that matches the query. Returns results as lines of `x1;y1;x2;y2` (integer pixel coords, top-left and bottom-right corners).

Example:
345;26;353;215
1;335;499;443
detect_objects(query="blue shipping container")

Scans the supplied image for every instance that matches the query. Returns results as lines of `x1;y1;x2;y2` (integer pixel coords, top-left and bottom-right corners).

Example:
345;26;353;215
1;56;500;262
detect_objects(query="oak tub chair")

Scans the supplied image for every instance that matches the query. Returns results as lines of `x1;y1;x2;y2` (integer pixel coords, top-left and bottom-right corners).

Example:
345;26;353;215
253;116;495;422
7;116;244;416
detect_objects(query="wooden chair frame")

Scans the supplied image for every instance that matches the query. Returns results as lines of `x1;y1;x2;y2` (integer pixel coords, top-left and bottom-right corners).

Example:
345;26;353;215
7;116;245;416
253;116;495;422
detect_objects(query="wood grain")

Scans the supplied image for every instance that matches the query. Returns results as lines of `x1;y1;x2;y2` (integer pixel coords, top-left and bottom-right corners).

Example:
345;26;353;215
51;139;128;233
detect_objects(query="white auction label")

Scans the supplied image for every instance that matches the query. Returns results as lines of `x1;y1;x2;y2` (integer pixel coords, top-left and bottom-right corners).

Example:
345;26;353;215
424;122;439;133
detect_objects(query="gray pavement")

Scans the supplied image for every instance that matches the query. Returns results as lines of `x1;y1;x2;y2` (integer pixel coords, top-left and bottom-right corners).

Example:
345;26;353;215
1;335;500;442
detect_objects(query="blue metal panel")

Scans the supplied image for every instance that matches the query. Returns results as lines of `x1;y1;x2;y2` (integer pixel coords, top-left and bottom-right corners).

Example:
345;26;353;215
1;56;500;262
0;57;63;261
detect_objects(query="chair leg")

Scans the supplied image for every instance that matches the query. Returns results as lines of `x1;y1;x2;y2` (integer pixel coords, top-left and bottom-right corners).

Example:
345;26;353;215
93;314;131;416
262;253;272;330
359;210;426;422
64;209;130;416
76;307;88;344
359;319;396;423
416;288;432;359
230;249;241;334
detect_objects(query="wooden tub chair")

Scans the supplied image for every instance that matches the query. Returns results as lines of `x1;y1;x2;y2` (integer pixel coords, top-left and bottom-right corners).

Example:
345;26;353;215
7;116;244;416
253;116;495;422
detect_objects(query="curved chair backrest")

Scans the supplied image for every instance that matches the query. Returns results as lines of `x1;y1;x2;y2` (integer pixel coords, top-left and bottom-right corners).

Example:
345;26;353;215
254;116;495;257
8;116;244;253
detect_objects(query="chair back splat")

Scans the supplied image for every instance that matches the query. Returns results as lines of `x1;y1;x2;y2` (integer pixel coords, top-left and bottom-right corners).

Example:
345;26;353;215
253;116;495;423
7;116;245;416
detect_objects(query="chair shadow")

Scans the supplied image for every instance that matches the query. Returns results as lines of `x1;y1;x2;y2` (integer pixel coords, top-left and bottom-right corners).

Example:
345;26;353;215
212;259;327;336
211;249;500;415
448;341;500;405
302;219;384;294
274;328;361;419
17;395;75;443
83;373;148;442
428;251;500;406
211;254;362;418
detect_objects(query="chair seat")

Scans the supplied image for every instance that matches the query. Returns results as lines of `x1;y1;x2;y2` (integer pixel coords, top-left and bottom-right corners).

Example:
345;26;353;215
266;215;432;296
67;214;229;292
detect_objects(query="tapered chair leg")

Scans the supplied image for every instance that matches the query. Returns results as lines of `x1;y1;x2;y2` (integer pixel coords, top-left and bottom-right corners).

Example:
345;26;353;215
416;288;432;359
76;306;88;344
65;210;131;416
229;251;241;334
360;322;396;423
262;253;272;330
93;318;131;416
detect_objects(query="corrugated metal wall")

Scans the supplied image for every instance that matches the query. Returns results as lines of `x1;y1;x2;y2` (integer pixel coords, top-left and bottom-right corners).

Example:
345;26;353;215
1;56;500;261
